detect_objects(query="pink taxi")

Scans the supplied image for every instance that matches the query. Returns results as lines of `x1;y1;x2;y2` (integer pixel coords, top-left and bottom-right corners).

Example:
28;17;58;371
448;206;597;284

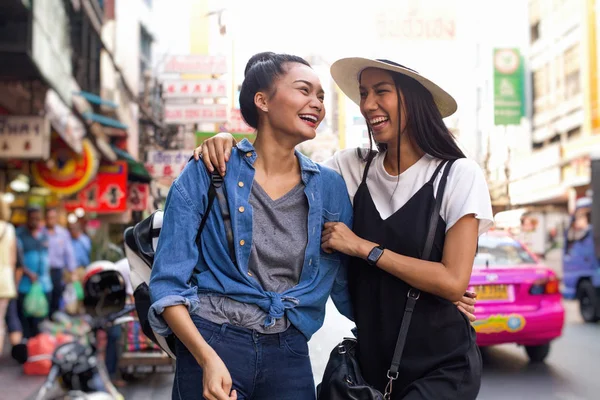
469;231;565;363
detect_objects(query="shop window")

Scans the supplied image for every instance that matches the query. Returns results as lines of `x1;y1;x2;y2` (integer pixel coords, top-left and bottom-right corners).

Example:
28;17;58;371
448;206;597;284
532;66;548;115
567;127;581;139
139;24;153;94
564;44;581;98
530;22;540;43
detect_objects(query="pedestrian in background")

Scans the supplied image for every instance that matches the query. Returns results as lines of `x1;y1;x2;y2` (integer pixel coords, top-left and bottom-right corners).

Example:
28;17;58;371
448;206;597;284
5;239;27;363
43;208;77;318
16;207;52;338
0;194;18;356
69;221;91;269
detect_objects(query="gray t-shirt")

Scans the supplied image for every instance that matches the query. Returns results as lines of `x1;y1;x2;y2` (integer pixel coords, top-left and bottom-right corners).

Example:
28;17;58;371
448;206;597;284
196;181;308;333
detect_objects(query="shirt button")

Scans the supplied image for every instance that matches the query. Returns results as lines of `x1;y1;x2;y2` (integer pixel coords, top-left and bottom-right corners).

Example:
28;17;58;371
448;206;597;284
239;239;245;246
238;181;244;188
247;271;253;277
246;152;252;158
238;206;245;213
309;259;312;266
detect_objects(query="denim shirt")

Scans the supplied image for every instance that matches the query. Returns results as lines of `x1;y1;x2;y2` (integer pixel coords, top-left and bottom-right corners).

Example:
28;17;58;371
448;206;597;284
149;139;354;340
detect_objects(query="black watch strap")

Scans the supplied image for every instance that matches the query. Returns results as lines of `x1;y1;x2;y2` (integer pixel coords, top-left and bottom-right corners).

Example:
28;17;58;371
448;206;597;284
367;245;385;266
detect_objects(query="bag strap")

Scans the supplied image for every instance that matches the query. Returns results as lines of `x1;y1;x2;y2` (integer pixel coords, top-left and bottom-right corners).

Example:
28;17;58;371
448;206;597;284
384;159;456;399
213;172;236;263
194;170;235;263
357;147;377;185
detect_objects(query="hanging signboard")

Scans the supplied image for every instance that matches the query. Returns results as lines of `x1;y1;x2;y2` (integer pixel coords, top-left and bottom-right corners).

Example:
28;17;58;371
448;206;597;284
228;108;255;133
493;48;525;126
0;116;50;159
163;55;227;75
164;104;227;124
31;139;98;195
162;80;227;99
64;161;128;213
127;182;149;212
145;150;189;179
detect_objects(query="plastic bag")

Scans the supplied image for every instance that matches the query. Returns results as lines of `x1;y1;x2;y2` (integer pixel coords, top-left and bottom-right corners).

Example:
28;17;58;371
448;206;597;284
23;282;49;318
23;333;55;375
63;283;79;315
72;280;84;300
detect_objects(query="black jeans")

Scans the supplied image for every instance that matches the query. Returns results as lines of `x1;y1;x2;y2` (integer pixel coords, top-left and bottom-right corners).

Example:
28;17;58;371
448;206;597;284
49;268;64;318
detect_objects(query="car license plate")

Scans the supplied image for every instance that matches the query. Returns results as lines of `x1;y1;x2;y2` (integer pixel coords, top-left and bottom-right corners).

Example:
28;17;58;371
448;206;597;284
473;284;509;300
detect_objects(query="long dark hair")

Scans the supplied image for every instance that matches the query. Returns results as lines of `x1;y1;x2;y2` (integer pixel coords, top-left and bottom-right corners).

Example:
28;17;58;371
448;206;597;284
361;60;465;165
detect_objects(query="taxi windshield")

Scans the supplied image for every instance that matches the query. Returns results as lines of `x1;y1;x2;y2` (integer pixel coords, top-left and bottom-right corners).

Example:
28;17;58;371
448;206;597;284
474;235;537;266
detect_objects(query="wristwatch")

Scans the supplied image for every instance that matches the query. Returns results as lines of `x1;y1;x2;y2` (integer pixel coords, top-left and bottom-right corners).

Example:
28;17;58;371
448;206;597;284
367;245;385;266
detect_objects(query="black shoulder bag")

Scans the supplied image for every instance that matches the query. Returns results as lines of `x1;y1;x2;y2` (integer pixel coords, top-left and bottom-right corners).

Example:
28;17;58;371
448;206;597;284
317;159;455;400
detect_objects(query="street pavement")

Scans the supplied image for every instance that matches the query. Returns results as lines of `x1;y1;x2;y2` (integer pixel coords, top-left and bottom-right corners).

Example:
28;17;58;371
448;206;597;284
3;299;598;400
119;300;598;400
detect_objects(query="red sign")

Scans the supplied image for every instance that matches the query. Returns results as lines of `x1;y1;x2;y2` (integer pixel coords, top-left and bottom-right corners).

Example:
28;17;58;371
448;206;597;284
65;161;128;214
163;80;227;99
127;183;149;212
32;139;98;195
164;104;227;124
228;108;255;133
163;55;227;75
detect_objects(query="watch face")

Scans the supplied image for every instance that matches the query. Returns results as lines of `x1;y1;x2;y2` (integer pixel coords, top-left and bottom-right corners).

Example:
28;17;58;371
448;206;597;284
368;247;384;265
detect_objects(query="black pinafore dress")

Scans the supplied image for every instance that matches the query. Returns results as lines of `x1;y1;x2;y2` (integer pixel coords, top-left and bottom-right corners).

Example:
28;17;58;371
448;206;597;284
348;155;482;400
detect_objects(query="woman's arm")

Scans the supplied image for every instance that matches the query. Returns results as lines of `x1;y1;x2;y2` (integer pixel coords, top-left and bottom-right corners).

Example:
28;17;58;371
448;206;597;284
321;215;479;303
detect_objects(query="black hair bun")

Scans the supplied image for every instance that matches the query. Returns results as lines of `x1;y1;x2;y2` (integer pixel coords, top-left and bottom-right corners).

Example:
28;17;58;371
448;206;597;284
244;52;276;76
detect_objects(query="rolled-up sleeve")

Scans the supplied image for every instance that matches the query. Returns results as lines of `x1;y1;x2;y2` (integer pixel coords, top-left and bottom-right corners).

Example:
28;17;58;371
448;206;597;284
330;182;354;322
148;162;208;336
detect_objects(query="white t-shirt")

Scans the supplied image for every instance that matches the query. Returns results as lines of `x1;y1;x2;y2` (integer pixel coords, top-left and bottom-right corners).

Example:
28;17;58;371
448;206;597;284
323;149;494;236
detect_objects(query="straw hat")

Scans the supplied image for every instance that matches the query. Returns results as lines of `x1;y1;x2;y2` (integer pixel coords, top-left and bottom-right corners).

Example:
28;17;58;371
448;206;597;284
330;57;458;118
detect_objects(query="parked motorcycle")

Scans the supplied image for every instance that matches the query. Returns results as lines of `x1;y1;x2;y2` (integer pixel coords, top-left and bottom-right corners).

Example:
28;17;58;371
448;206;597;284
32;262;132;400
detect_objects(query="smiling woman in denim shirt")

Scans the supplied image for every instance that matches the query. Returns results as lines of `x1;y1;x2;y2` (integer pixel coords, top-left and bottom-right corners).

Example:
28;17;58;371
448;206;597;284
148;52;353;400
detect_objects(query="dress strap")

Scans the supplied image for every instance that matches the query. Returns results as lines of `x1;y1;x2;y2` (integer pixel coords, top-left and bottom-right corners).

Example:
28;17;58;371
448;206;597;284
357;147;376;185
428;159;449;185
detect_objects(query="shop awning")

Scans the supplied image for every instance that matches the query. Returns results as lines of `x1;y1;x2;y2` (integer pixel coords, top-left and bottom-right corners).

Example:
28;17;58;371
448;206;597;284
111;145;152;183
74;91;118;109
82;112;128;130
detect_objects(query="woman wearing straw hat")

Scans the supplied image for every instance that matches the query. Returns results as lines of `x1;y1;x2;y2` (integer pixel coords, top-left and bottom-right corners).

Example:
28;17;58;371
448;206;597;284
195;57;493;399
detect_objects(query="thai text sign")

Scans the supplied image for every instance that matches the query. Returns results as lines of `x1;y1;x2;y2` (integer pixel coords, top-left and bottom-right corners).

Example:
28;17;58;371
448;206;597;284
494;48;525;125
164;104;228;124
145;150;189;178
64;161;128;213
163;80;227;99
0;116;50;159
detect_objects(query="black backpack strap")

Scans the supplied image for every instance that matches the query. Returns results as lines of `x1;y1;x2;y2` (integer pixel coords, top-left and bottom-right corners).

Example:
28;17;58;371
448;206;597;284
194;170;219;245
212;172;236;263
194;170;235;262
384;159;456;398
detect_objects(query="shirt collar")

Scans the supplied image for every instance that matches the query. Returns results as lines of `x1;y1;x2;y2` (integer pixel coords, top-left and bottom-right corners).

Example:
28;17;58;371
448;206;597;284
237;139;319;174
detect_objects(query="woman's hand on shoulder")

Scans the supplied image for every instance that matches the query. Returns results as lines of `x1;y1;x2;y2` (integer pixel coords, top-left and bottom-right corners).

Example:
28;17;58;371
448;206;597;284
193;132;237;176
